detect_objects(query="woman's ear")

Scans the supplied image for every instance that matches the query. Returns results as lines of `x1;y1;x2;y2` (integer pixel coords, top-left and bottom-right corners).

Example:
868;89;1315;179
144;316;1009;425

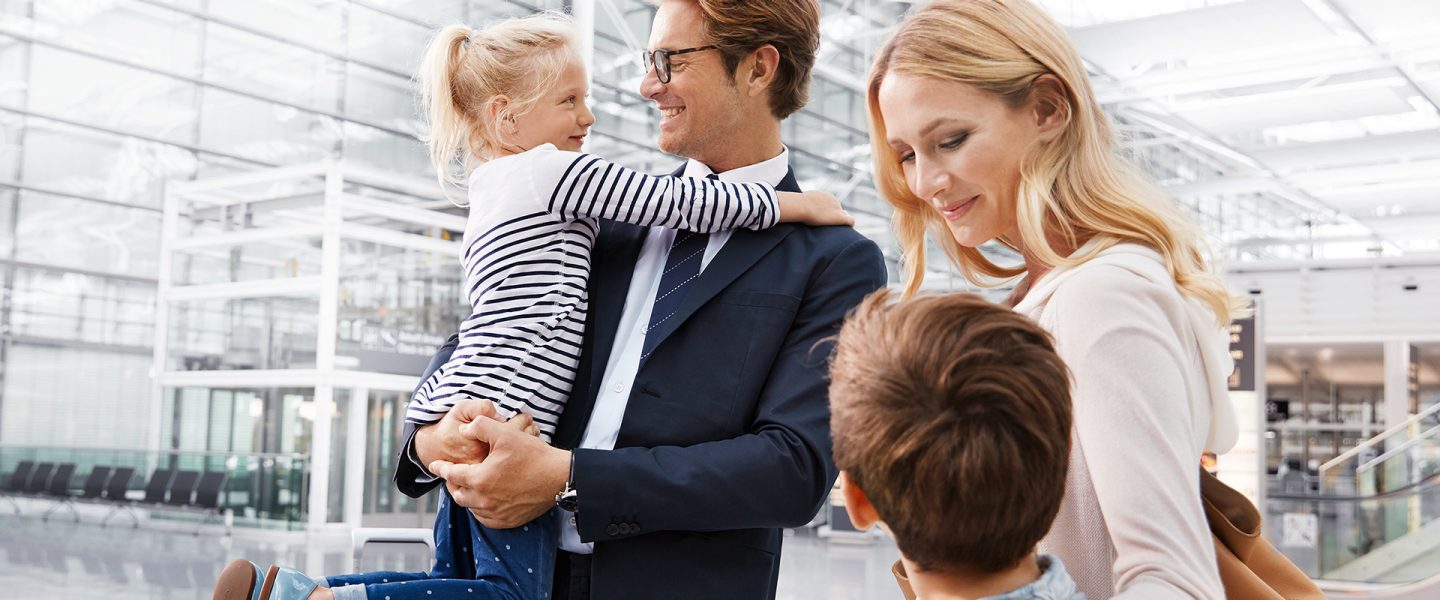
1030;73;1069;141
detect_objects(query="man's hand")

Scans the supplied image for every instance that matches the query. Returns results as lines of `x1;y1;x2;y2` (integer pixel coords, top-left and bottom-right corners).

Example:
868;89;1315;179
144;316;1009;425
415;399;499;471
429;416;570;529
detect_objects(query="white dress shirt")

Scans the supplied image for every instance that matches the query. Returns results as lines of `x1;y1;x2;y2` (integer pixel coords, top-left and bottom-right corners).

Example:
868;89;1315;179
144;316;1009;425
559;147;792;554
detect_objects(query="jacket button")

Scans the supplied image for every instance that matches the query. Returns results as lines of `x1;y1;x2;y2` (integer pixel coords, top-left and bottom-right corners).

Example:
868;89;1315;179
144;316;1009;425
606;524;620;536
630;523;641;534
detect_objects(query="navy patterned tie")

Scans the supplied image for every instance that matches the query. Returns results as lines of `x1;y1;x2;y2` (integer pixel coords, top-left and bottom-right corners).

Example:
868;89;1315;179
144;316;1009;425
640;174;715;359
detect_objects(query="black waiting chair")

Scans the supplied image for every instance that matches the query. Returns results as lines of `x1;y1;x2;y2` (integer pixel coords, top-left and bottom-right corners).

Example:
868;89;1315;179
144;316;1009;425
165;470;200;507
141;468;174;505
79;466;113;500
2;460;35;513
190;471;231;535
101;466;143;527
194;471;227;511
4;460;35;493
103;466;136;503
40;463;78;522
25;462;55;495
45;463;76;496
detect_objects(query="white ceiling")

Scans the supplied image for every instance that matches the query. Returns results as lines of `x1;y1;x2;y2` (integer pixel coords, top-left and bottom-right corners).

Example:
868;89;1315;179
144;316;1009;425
1040;0;1440;259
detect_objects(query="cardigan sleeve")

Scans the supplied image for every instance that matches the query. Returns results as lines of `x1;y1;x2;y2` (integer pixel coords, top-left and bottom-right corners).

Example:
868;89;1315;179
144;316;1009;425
1047;265;1224;599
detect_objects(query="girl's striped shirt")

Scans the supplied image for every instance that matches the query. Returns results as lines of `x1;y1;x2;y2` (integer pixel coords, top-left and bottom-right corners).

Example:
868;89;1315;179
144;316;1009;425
406;143;780;441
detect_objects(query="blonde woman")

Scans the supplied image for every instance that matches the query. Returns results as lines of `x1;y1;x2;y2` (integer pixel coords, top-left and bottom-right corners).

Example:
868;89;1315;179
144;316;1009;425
867;0;1243;598
210;12;849;600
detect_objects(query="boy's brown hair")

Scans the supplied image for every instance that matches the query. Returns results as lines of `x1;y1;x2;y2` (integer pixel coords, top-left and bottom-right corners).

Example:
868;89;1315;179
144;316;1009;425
830;290;1072;573
692;0;819;119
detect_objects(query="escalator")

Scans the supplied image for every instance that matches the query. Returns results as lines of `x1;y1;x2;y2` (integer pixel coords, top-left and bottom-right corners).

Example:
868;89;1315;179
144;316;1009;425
1266;403;1440;598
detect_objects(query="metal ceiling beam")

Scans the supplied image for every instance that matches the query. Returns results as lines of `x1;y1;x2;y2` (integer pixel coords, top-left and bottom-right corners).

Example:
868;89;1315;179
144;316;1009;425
1090;66;1398;254
1315;0;1440;116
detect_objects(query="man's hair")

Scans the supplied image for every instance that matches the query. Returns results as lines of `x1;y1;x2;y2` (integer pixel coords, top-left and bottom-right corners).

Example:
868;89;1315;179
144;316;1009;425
829;290;1072;573
693;0;819;119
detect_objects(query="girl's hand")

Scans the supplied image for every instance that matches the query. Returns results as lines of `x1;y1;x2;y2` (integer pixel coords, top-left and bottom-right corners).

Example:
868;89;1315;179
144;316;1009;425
779;190;855;227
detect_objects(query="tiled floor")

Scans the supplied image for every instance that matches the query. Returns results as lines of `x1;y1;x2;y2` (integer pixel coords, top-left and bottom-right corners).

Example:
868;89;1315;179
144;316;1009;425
0;504;903;599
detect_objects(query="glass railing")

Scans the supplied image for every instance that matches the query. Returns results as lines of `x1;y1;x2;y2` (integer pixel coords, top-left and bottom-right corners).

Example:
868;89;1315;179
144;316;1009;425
1319;402;1440;497
1269;474;1440;583
0;445;309;531
1269;406;1440;588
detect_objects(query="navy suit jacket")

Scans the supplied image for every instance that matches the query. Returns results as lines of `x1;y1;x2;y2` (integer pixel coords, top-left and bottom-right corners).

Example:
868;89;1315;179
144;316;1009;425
396;166;888;599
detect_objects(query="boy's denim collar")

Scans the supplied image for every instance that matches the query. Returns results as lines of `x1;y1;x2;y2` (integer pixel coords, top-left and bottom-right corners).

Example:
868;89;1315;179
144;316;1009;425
980;554;1085;600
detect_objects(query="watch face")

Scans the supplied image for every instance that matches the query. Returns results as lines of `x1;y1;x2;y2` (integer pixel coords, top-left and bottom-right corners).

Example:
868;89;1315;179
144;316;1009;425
557;490;579;512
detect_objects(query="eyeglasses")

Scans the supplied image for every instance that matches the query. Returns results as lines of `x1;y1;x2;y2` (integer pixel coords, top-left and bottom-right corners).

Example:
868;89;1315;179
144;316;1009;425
642;45;718;84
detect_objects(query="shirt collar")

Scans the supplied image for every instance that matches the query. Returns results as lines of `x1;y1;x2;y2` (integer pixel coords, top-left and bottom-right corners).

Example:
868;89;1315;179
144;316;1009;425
682;146;791;187
981;554;1082;600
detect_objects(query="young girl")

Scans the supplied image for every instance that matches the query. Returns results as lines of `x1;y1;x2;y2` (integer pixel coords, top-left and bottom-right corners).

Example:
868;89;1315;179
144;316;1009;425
212;12;849;600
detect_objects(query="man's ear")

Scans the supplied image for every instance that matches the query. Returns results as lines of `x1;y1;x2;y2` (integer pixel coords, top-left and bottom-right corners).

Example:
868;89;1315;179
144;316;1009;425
838;471;881;531
1029;73;1069;141
741;44;781;100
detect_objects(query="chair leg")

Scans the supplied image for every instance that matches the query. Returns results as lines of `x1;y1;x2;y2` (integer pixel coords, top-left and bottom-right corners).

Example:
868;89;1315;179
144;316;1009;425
193;512;216;536
100;504;119;527
101;504;139;528
60;500;80;523
41;498;77;522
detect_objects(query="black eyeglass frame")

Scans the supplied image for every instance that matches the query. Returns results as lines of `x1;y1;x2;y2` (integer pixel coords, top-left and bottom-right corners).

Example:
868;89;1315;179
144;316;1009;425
642;45;719;84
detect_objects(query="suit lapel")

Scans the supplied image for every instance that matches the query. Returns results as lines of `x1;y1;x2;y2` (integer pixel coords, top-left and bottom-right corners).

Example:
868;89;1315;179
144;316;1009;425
637;168;801;364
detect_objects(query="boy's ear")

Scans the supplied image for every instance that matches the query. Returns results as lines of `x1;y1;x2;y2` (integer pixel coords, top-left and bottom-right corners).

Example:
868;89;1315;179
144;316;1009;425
839;471;881;531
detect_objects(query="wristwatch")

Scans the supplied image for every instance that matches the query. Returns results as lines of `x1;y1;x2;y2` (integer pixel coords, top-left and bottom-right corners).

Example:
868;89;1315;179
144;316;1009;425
555;452;579;513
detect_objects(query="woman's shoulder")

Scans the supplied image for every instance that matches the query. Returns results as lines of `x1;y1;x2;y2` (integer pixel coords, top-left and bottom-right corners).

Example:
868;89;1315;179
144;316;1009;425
1047;244;1188;329
1054;247;1173;300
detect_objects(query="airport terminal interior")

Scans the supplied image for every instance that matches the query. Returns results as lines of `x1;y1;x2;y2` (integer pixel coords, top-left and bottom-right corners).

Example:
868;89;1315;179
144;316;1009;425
1;0;1438;598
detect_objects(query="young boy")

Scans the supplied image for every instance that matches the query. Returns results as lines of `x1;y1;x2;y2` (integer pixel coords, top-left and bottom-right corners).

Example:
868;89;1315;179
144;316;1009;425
828;291;1084;600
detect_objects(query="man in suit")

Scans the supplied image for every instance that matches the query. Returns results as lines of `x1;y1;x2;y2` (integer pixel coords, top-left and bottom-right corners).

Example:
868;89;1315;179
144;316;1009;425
396;1;887;598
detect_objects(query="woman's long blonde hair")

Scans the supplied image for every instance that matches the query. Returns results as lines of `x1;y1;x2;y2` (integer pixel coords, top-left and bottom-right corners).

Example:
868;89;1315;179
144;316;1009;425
417;12;578;202
867;0;1243;324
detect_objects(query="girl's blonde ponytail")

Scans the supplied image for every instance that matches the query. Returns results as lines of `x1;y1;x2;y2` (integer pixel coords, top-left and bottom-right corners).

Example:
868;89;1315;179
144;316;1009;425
418;24;475;204
416;13;579;206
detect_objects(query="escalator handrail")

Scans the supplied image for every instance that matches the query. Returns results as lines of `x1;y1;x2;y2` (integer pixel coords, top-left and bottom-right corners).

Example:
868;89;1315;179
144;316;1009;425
1318;575;1440;599
1268;467;1440;502
1356;423;1440;475
1320;402;1440;475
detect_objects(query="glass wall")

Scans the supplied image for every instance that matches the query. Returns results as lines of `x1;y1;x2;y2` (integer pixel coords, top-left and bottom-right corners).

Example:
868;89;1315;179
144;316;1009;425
0;0;912;455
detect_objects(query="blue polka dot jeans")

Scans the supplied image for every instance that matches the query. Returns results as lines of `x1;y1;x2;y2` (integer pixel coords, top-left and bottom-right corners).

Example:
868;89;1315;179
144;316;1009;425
325;487;557;600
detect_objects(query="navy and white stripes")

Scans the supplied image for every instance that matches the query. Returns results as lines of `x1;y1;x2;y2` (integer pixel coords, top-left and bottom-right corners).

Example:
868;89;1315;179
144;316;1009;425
406;144;779;441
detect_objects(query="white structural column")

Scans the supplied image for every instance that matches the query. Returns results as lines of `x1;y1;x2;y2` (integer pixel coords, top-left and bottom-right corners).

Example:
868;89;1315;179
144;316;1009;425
307;165;345;528
1380;340;1425;548
574;0;595;91
1383;341;1414;428
148;185;180;457
344;386;370;527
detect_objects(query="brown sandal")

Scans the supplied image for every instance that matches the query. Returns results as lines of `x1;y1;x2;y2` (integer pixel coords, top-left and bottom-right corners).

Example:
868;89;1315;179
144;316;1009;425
212;559;267;600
